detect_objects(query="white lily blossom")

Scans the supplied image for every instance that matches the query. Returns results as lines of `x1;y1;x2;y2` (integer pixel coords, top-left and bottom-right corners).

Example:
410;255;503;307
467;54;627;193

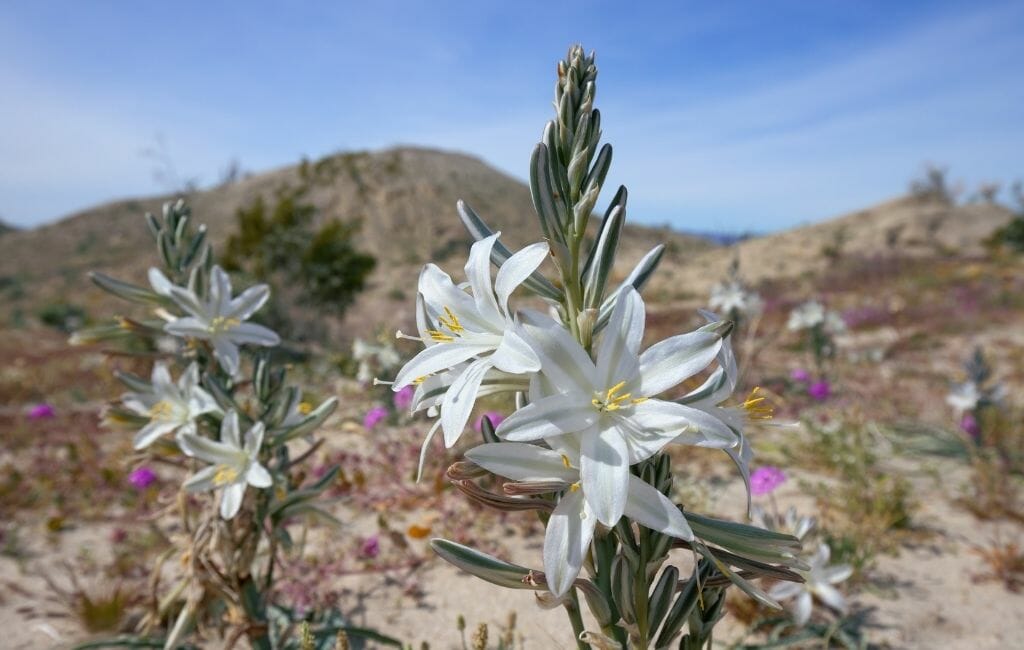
768;543;852;626
392;233;548;447
178;411;273;520
466;442;693;597
750;505;816;542
787;300;846;334
945;381;981;414
152;266;280;376
352;338;401;384
497;288;736;527
709;280;763;319
123;362;220;449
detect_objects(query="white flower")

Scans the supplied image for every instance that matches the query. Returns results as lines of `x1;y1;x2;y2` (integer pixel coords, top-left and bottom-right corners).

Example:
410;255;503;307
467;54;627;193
709;280;763;319
750;505;816;542
769;543;852;627
178;411;273;519
352;338;401;384
392;234;548;446
946;381;981;414
466;442;693;597
787;300;845;334
153;266;280;376
123;362;219;449
496;288;735;527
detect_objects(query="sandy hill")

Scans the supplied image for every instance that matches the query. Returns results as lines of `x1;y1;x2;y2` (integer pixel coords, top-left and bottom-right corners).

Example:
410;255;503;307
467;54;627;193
0;147;711;339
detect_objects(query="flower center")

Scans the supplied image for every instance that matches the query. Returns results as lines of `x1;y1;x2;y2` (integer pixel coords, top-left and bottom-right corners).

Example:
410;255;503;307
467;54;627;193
427;306;463;342
742;387;774;420
149;400;178;421
213;464;240;486
297;401;313;415
592;380;647;412
208;316;240;334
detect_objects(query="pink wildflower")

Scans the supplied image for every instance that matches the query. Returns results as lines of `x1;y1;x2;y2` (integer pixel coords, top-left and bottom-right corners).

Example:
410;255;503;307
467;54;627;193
808;380;831;401
128;466;157;489
790;368;810;383
393;385;415;411
363;406;388;429
474;411;505;433
28;403;56;420
750;466;786;496
960;412;981;439
360;534;380;558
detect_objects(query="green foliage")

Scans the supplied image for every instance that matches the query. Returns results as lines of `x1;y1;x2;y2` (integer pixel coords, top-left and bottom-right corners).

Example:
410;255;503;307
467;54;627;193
38;302;87;332
223;188;375;322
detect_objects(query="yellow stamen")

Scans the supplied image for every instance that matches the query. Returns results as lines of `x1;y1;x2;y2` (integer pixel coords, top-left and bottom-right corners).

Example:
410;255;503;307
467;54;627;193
297;401;313;415
742;387;774;420
592;380;641;412
148;400;175;420
437;306;464;333
560;454;572;469
569;481;581;492
208;316;241;333
213;465;239;486
413;376;427;385
427;329;454;342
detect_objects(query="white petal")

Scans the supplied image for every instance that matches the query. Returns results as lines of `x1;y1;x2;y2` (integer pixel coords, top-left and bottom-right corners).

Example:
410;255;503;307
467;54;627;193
183;465;220;493
637;331;721;397
210;266;234;316
519;320;597;395
793;591;813;626
634;399;737;453
418;264;486;331
148;267;175;296
820;564;853;584
392;341;493;389
465;442;578;482
596;288;644;388
624;475;693;540
494;241;549;312
212;338;241;376
441;358;491;447
581;425;629;526
497;393;597;442
221;411;242;449
244;422;266;455
415;419;443;482
543;488;595;597
228;285;270;320
246;462;273;488
227;322;280;346
188;386;220;417
178;362;200;393
178;433;242;465
815;583;847;613
167;286;207;320
151;362;175;394
165;316;212;339
489;329;540;375
133;421;179;449
768;581;803;600
220;482;246;519
464;234;503;325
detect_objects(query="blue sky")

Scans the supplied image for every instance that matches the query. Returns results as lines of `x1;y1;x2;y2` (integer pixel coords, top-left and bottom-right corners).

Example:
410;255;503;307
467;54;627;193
2;1;1022;232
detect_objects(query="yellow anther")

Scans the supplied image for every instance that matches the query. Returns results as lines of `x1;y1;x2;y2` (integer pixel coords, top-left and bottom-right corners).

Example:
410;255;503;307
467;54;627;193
560;454;572;469
297;401;313;415
213;465;239;486
438;306;464;333
593;380;639;412
742;387;774;420
413;376;427;385
632;397;649;405
149;400;175;420
569;481;581;492
427;329;454;342
208;316;241;333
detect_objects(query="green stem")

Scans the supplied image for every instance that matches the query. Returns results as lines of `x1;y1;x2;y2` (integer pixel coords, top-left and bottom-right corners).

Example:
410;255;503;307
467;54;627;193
564;588;591;650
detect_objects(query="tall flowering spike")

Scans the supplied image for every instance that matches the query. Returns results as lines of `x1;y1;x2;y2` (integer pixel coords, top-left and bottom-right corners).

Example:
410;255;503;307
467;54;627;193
157;265;280;376
496;288;736;526
392;234;548;448
466;442;692;597
179;411;272;520
122;362;220;449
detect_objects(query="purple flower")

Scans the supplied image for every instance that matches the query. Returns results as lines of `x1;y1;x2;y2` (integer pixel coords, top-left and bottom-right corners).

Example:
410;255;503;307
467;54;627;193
960;412;981;439
128;466;157;489
750;466;787;496
790;368;811;383
393;385;415;411
360;534;380;558
808;380;831;401
363;406;388;429
28;403;56;420
474;411;505;433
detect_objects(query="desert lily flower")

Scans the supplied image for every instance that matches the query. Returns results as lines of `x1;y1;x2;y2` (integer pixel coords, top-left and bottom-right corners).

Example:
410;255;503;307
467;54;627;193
946;381;981;414
123;362;219;449
465;442;693;597
392;233;548;446
750;505;816;542
768;543;852;626
153;265;280;376
497;288;736;527
786;300;845;334
709;280;763;319
178;411;272;519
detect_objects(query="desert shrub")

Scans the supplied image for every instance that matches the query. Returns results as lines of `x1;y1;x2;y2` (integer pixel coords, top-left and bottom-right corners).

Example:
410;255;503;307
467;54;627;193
988;181;1024;252
909;163;957;204
37;302;87;332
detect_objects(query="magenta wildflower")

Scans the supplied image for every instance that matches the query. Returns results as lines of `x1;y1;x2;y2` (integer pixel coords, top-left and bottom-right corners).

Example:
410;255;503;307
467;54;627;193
128;466;157;489
808;380;831;401
363;406;388;429
750;466;786;496
790;368;810;383
474;411;505;433
360;534;380;558
960;412;981;439
28;403;56;420
393;385;415;411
